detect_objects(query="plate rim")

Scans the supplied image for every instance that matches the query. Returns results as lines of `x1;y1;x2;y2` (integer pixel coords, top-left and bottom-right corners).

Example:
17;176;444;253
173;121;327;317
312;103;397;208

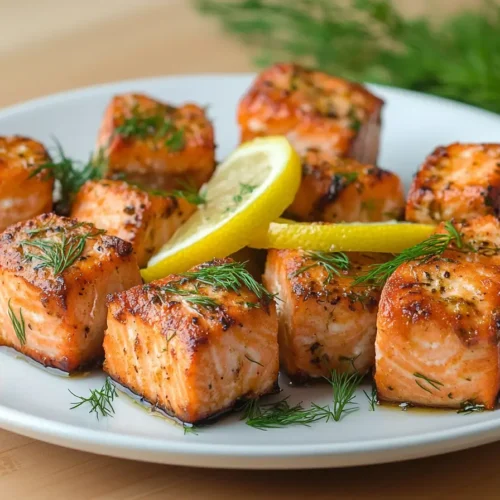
2;73;500;468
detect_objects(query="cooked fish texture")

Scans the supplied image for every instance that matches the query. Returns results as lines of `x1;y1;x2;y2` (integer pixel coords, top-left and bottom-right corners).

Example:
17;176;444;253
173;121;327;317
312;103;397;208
0;136;53;231
406;143;500;223
0;213;142;372
104;258;279;423
238;63;383;164
376;218;500;409
71;179;195;267
97;93;215;191
286;150;405;222
263;249;387;383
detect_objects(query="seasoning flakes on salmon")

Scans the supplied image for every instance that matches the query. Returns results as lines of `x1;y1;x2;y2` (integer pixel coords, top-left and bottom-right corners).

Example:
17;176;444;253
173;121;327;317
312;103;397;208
104;258;279;424
238;63;384;164
0;136;53;231
286;150;405;222
0;213;142;372
97;93;215;191
375;217;500;409
263;249;387;383
71;179;196;267
406;143;500;223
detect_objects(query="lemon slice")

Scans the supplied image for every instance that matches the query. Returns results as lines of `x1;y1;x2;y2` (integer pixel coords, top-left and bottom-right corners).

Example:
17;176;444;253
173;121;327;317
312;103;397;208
142;137;301;281
250;219;436;253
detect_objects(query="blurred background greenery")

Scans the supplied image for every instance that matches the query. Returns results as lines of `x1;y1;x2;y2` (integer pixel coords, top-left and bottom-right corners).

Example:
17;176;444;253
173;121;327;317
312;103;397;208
196;0;500;112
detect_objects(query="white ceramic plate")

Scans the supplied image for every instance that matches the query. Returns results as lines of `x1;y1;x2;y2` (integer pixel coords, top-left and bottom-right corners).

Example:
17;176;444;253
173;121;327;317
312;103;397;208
1;75;500;470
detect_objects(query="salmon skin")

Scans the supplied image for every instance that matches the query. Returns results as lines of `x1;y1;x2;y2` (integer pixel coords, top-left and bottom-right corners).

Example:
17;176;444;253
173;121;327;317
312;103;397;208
0;213;142;372
0;136;53;231
375;216;500;410
406;143;500;223
97;93;215;192
263;249;388;383
71;179;196;268
238;63;383;164
286;149;405;222
103;258;279;424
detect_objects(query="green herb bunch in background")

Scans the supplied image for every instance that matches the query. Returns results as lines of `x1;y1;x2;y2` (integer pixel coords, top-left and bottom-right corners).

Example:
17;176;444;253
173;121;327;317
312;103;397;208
195;0;500;113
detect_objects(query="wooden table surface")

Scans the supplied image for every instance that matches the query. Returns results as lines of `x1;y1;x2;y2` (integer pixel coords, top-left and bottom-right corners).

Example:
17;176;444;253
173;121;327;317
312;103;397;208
1;1;498;498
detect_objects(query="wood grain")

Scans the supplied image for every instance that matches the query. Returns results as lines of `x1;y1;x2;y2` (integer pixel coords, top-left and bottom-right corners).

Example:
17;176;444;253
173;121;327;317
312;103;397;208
1;0;499;498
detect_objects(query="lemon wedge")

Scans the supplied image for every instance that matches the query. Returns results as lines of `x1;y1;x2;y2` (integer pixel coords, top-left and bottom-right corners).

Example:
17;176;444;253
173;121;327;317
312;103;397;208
250;219;436;253
142;137;301;281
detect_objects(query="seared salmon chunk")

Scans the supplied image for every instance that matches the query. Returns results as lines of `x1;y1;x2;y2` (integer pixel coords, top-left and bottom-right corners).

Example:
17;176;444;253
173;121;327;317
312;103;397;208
104;258;279;423
287;150;405;222
263;249;387;383
375;217;500;409
406;143;500;223
0;214;142;372
238;63;383;164
71;179;196;267
0;136;53;231
97;93;215;191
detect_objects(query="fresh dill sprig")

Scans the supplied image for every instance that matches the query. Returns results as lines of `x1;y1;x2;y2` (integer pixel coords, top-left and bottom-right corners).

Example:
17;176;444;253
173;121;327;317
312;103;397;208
293;251;350;284
196;0;500;114
353;221;465;287
20;226;105;275
241;397;331;430
180;261;274;302
414;373;443;393
115;106;185;151
30;140;105;215
325;369;363;421
69;378;118;419
160;283;220;310
363;386;378;411
457;400;486;415
170;180;207;206
240;368;363;429
7;299;26;346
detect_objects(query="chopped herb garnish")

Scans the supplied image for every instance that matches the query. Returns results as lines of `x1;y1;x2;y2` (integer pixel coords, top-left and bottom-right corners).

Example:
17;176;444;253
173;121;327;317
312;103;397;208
292;251;350;284
183;425;199;435
245;354;264;367
20;226;105;276
115;106;185;152
170;180;207;205
457;400;486;415
335;172;358;185
363;386;378;411
69;378;117;419
8;299;25;346
353;221;467;287
414;372;443;393
225;182;258;212
30;140;105;215
160;283;220;311
361;199;376;212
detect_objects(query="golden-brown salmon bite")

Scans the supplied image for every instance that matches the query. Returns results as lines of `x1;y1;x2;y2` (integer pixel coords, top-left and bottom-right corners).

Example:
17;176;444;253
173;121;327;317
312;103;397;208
406;143;500;224
238;63;383;164
263;249;389;384
103;258;279;424
0;213;142;372
70;179;197;268
286;150;405;222
375;216;500;410
0;136;53;231
97;93;215;192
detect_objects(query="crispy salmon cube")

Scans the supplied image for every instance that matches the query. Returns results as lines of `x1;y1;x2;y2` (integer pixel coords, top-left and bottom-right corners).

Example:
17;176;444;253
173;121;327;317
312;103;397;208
263;249;387;383
0;214;142;372
71;180;196;267
286;150;405;222
238;63;383;163
406;143;500;223
0;136;53;231
97;93;215;191
104;258;279;423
